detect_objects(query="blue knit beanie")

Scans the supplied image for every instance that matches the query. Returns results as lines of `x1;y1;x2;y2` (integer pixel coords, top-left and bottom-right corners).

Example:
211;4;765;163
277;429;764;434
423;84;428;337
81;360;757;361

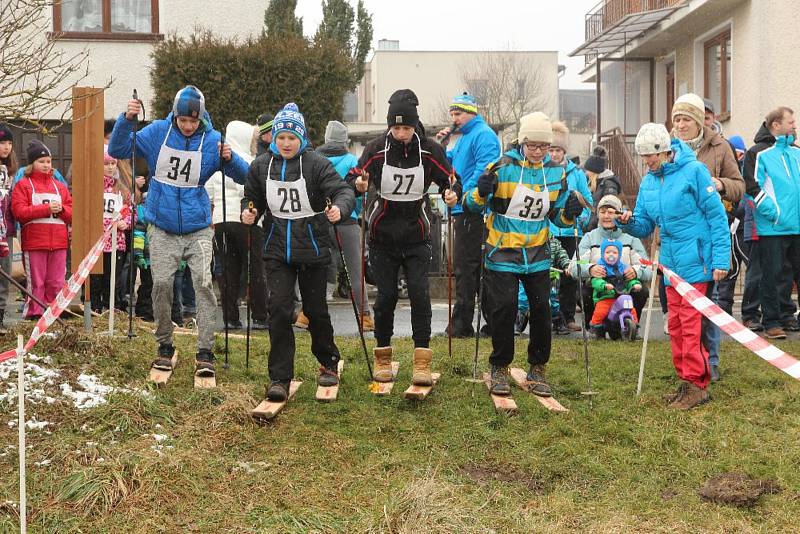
172;85;206;119
450;92;478;114
273;103;307;141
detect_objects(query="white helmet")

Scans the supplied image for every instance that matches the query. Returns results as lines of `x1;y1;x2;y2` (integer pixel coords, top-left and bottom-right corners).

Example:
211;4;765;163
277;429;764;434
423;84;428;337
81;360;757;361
635;123;672;156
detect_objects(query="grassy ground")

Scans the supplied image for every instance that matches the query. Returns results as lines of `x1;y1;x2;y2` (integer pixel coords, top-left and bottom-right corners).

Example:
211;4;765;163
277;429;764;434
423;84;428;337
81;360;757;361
1;317;799;533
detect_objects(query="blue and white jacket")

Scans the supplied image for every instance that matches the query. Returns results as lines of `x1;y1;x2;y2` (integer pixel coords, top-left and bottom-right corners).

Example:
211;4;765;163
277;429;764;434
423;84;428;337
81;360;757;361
108;112;249;235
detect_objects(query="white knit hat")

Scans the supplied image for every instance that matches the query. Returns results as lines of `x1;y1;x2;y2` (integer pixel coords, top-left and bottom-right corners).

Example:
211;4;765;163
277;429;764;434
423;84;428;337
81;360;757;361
635;123;672;155
551;120;570;151
671;93;705;128
517;112;552;144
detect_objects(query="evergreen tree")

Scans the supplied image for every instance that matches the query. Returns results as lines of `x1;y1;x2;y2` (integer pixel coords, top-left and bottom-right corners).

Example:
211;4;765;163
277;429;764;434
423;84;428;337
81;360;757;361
264;0;303;39
314;0;373;89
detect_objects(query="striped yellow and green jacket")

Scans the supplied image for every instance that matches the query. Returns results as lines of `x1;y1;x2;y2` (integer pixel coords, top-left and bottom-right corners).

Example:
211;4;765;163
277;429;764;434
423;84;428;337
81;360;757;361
464;149;576;274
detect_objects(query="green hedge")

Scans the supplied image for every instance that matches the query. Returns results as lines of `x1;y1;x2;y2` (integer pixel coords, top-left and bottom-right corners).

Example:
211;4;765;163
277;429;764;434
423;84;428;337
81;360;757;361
150;31;352;145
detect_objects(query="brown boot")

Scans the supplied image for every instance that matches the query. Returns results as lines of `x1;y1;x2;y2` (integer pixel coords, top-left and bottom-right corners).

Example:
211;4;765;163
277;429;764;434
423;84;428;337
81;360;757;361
360;314;375;332
411;348;433;386
662;381;689;403
668;382;710;410
373;346;394;382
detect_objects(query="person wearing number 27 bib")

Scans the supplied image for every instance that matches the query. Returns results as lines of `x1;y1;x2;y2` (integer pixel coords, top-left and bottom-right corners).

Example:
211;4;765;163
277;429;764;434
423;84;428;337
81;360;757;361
465;112;585;398
108;85;249;378
348;89;462;388
241;103;355;402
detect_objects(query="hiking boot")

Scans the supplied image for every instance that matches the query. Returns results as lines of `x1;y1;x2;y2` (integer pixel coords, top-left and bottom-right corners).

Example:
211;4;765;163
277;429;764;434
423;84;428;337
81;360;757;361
225;320;243;330
360;314;374;332
489;365;511;396
591;324;606;340
765;327;787;340
743;319;764;332
252;319;270;330
710;364;721;382
781;319;800;332
266;380;290;402
152;344;175;370
294;311;309;329
373;346;394;382
662;382;689;403
195;350;215;376
318;365;339;387
411;347;433;386
526;364;553;397
566;321;581;332
668;382;710;410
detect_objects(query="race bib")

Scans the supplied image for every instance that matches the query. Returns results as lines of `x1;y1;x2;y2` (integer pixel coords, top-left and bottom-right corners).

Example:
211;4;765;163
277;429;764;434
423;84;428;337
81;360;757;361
265;178;317;220
380;163;425;202
505;185;550;221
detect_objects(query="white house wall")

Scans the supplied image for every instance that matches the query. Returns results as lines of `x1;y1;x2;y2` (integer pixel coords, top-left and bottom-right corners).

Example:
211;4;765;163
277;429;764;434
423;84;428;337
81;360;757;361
37;0;266;120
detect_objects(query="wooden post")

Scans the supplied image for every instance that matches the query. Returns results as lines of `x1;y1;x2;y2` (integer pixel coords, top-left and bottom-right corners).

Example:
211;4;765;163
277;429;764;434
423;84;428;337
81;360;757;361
71;87;105;330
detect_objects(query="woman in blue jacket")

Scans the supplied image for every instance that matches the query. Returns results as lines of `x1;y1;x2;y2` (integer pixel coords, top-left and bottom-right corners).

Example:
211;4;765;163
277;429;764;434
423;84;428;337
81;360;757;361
618;123;729;410
109;85;249;381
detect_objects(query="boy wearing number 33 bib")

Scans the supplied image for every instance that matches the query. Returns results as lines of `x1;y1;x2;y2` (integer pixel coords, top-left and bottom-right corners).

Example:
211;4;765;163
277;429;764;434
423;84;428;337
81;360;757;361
465;112;585;397
108;85;250;379
241;103;355;402
347;89;462;387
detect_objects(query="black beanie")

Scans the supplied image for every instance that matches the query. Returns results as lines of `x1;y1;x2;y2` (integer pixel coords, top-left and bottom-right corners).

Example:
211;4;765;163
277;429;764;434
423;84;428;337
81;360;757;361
387;89;419;127
0;124;12;143
584;145;607;174
26;139;51;164
257;113;275;134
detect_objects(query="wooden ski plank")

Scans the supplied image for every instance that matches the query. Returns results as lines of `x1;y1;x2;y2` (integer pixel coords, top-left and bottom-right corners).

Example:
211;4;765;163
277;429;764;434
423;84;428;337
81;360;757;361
509;367;569;413
315;360;344;402
251;380;303;422
370;361;400;396
194;373;216;389
483;373;518;415
149;352;178;387
402;372;441;400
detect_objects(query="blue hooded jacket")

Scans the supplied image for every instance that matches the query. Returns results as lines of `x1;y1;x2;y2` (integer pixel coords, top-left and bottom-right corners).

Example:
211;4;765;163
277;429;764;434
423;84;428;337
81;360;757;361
446;114;500;216
750;134;800;236
619;139;730;284
318;143;360;221
107;112;249;235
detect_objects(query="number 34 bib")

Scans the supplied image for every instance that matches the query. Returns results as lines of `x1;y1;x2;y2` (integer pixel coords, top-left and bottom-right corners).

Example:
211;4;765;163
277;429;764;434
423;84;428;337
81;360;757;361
153;124;204;188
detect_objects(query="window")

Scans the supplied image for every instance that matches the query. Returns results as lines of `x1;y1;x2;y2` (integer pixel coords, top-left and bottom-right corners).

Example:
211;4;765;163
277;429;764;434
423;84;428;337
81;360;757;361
704;29;731;120
53;0;160;41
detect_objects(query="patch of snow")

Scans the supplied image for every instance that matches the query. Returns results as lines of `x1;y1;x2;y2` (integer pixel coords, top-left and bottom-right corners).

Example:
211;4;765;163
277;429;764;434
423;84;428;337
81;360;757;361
25;419;50;430
152;434;168;443
34;459;52;467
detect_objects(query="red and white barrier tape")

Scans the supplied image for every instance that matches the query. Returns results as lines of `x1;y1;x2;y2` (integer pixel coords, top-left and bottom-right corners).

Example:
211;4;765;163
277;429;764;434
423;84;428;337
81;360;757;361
0;208;129;365
643;259;800;380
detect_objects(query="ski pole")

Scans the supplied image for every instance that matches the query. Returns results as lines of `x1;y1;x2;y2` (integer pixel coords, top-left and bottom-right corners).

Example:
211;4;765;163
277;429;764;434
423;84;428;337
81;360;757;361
245;202;253;371
472;205;489;394
447;174;455;360
637;234;660;395
127;88;142;339
329;199;372;379
573;224;597;408
219;132;229;369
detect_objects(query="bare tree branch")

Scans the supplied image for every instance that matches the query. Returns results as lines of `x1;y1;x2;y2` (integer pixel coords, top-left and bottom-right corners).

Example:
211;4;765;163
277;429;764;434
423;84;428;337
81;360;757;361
0;0;107;131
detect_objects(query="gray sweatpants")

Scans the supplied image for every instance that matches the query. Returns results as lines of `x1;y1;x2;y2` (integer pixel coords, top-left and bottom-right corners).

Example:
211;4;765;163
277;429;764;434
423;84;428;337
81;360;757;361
338;223;370;316
148;225;216;352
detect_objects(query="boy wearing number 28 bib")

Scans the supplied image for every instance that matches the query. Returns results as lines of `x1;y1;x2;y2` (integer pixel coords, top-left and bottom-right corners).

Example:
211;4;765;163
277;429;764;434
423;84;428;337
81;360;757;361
465;112;585;397
241;103;355;402
108;85;249;379
348;89;462;387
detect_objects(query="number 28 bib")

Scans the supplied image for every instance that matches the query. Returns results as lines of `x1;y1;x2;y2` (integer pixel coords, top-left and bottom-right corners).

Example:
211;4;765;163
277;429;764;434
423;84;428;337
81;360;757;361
264;155;319;220
504;166;550;222
153;124;204;188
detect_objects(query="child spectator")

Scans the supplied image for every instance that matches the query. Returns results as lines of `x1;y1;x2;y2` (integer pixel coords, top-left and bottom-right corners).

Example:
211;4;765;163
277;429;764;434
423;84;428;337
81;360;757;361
589;239;641;336
0;124;17;331
11;140;72;319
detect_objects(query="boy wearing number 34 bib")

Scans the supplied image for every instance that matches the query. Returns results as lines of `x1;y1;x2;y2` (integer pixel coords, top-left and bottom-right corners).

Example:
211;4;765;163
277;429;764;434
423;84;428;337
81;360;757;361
465;112;585;397
108;85;249;379
241;103;355;402
348;89;462;387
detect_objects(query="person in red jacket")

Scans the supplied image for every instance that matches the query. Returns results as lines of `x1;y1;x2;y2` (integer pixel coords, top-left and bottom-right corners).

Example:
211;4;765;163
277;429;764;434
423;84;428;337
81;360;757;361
11;140;73;319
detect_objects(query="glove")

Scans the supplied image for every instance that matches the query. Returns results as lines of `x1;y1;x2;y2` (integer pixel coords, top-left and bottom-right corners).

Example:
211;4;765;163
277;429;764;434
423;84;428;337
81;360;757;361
0;241;8;258
477;171;496;197
564;192;583;220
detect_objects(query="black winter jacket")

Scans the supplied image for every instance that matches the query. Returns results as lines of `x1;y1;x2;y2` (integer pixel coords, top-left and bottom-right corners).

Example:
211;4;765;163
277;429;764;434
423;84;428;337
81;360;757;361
349;130;461;249
243;148;355;266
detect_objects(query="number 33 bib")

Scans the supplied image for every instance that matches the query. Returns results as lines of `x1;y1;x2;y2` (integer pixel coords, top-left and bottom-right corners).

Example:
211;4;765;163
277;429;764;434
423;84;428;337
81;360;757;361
505;166;550;221
153;124;204;188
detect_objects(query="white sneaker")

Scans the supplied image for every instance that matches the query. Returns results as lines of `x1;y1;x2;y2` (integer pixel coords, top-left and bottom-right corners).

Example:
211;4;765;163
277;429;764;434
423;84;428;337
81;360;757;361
663;311;670;335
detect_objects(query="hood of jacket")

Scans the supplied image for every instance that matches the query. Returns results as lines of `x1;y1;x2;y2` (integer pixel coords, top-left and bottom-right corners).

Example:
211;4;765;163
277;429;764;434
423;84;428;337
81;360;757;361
658;138;698;176
316;142;349;157
224;120;255;165
753;122;776;146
